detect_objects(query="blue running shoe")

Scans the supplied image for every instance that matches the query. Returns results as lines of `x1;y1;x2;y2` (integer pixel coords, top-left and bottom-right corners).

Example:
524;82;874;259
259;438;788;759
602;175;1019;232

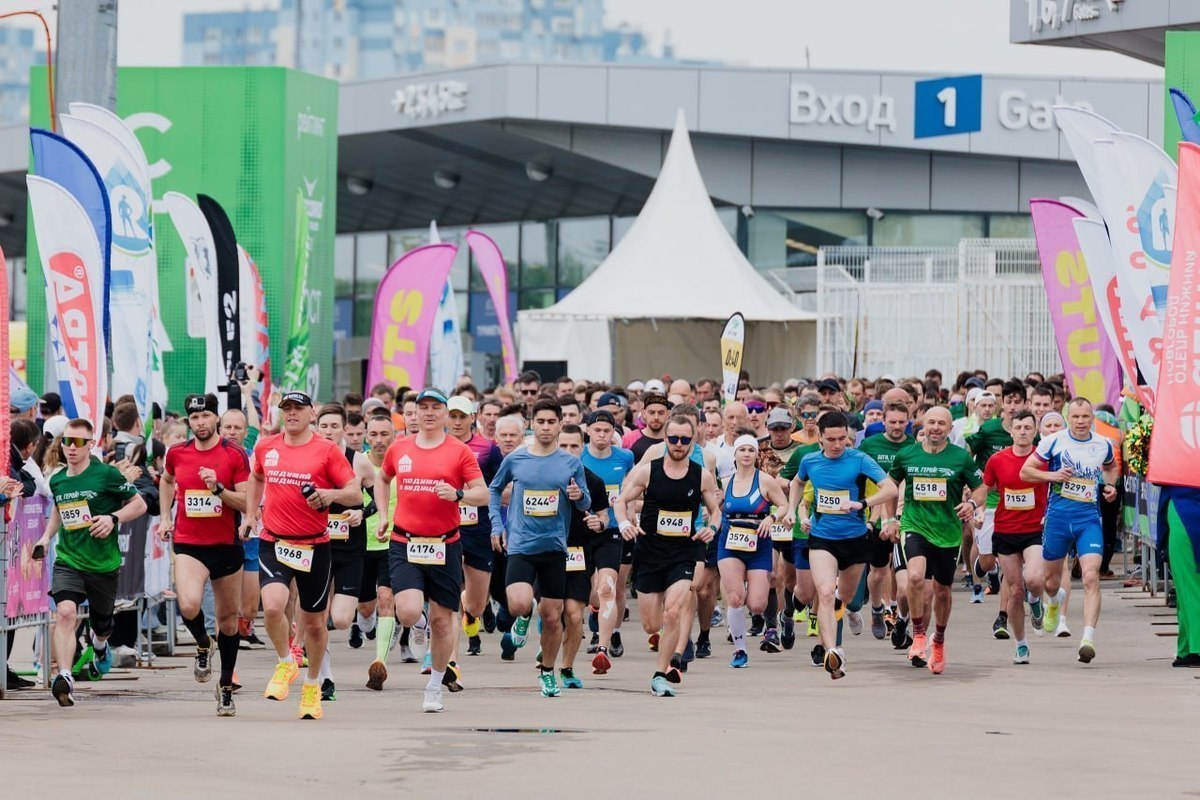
682;638;695;663
93;644;113;676
500;632;517;661
421;650;432;675
650;674;675;697
729;650;749;669
559;668;583;689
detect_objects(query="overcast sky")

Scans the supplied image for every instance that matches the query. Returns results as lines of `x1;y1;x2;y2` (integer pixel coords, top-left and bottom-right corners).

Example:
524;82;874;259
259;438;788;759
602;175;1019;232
9;0;1164;79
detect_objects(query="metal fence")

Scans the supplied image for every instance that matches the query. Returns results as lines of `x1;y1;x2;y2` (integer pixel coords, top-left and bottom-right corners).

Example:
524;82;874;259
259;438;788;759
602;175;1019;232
816;239;1059;380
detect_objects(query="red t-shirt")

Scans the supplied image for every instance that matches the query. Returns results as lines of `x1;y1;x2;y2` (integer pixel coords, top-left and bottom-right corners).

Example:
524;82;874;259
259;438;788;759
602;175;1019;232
983;447;1048;534
164;439;250;546
380;434;482;540
251;433;357;542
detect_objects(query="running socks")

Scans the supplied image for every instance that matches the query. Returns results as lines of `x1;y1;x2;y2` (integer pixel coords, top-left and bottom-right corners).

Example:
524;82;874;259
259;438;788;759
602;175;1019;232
427;669;444;691
217;631;239;685
1083;625;1096;641
376;616;396;662
1048;587;1065;609
933;624;946;644
357;611;377;634
913;615;927;635
318;648;333;681
89;630;109;657
783;591;796;618
588;607;599;634
728;605;747;650
181;612;211;650
764;592;778;628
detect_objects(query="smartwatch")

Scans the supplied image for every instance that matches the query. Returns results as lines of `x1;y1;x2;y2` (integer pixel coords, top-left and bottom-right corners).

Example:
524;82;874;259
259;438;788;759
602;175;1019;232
212;481;225;496
109;513;120;528
455;489;464;502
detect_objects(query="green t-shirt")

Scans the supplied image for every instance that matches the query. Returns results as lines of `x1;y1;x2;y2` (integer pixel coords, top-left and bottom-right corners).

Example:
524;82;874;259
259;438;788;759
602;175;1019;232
364;475;397;552
857;433;916;474
888;443;983;549
781;442;820;539
966;417;1012;509
51;458;139;574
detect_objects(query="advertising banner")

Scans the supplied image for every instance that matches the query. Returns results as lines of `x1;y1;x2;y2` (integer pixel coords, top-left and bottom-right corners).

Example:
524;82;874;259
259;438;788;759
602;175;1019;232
197;194;241;405
6;496;50;618
281;189;313;394
365;243;458;391
239;245;272;404
465;231;518;385
720;312;746;405
429;281;464;394
1029;199;1123;407
163;192;225;396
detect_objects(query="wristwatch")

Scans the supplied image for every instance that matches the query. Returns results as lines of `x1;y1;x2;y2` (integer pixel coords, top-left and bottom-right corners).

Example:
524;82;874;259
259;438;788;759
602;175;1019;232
455;489;464;502
109;513;120;528
212;481;225;496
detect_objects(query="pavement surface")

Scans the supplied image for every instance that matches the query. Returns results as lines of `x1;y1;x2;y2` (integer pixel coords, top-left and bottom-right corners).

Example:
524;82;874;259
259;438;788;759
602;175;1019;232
1;577;1196;799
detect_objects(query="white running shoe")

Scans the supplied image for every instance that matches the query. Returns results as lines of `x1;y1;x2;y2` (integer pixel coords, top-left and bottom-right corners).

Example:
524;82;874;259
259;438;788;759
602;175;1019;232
423;687;445;713
846;611;864;636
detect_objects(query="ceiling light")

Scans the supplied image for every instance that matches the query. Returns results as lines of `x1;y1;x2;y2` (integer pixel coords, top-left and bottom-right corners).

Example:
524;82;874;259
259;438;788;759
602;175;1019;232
433;170;460;190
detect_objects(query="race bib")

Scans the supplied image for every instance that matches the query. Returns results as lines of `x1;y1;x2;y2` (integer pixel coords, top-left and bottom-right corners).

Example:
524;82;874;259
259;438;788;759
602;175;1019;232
275;541;313;572
605;484;621;506
523;489;560;517
459;503;479;527
1061;479;1097;503
566;546;587;572
726;526;758;552
1004;488;1035;511
325;512;351;541
815;489;850;515
407;538;446;565
912;477;948;502
656;510;692;537
769;522;792;542
60;500;93;531
184;490;223;518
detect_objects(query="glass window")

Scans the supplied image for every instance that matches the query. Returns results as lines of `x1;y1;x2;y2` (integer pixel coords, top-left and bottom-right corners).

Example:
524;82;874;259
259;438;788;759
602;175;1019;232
334;235;355;300
612;216;636;247
520;222;554;289
354;232;389;297
518;288;556;311
557;216;609;288
468;224;518;291
872;212;985;247
989;213;1033;239
745;210;869;270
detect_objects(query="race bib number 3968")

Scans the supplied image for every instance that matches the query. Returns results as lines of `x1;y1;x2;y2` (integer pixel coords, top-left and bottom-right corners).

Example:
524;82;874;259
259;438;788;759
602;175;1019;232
275;542;313;573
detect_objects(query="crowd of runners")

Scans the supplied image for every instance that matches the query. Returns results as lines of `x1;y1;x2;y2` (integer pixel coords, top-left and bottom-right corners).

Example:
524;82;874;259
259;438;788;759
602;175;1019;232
8;365;1133;718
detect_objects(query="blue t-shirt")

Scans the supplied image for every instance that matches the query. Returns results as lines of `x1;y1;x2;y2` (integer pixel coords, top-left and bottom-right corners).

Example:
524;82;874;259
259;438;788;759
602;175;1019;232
581;446;635;529
488;448;590;555
1035;429;1114;523
796;449;886;540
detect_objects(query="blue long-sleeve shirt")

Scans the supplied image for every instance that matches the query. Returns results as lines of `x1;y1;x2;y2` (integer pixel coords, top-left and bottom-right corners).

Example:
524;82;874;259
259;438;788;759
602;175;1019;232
488;448;590;555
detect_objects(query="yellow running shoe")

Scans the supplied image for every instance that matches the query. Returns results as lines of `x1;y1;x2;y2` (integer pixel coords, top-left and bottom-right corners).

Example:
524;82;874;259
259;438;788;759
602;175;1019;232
462;614;481;638
264;660;299;701
1043;602;1060;634
298;681;322;719
806;616;819;637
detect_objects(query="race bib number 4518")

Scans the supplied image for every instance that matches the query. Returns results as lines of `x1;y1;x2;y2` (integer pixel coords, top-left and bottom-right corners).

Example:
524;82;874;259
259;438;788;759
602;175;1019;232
912;477;947;502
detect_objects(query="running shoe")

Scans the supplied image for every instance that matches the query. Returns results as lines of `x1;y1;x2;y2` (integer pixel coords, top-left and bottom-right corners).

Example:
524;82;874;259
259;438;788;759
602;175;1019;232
52;673;74;707
592;648;612;675
796;605;809;624
421;651;432;675
833;599;845;622
412;619;429;650
780;617;796;650
682;638;695;663
648;631;660;652
1055;618;1071;638
908;632;928;669
870;609;886;640
511;615;530;648
500;632;517;661
467;635;482;656
560;668;583;689
650;674;675;697
1030;597;1044;632
847;610;864;636
216;684;236;716
749;615;765;637
806;615;819;638
93;644;113;676
290;641;307;668
666;655;684;684
423;686;445;712
696;637;713;658
238;617;251;639
824;647;846;680
367;659;387;691
730;650;749;669
443;661;464;692
298;682;323;719
193;641;212;683
242;631;266;650
609;631;624;658
586;632;600;654
1013;644;1030;665
760;628;782;653
539;669;560;697
929;640;945;674
365;626;376;641
264;660;299;700
482;604;496;633
321;678;337;701
992;616;1011;640
891;617;909;650
399;644;417;664
711;608;724;628
1078;639;1096;664
883;608;897;635
970;584;984;604
986;571;1001;595
231;671;242;692
810;643;825;667
348;623;363;649
1172;653;1200;667
462;613;481;638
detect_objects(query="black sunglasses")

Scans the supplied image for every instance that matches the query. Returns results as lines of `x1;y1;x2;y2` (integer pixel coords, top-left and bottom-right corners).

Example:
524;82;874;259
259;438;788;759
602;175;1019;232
666;435;693;445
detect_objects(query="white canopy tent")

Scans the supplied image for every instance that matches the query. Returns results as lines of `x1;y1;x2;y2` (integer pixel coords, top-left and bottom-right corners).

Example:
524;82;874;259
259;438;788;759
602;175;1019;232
517;109;816;384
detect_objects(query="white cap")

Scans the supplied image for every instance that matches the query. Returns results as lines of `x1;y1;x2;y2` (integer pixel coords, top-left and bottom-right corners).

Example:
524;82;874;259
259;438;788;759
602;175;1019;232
733;434;760;452
447;396;475;415
966;387;983;404
975;391;997;404
644;379;666;394
626;380;645;393
43;415;69;440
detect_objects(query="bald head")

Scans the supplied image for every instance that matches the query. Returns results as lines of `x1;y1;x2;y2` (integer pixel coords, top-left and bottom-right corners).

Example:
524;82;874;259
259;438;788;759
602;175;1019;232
881;387;910;407
669;379;693;404
921;405;952;444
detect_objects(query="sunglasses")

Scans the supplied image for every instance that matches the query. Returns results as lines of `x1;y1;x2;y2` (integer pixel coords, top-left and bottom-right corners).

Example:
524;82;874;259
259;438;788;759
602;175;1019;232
746;404;765;413
520;389;539;396
62;436;92;448
666;435;693;445
765;401;780;410
800;411;819;420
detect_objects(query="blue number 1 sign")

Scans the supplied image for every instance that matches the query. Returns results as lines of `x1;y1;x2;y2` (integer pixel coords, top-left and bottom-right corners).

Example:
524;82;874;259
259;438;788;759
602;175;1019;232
914;75;982;139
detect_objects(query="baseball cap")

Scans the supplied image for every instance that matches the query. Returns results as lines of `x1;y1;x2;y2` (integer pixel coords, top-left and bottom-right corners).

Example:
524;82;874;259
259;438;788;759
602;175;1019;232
964;376;986;389
784;378;801;390
587;410;617;428
644;379;666;394
597;392;624;408
40;392;62;414
626;380;645;393
816;379;840;393
766;407;795;430
966;387;983;404
361;397;387;415
184;393;220;415
278;391;313;408
641;392;671;410
447;396;474;416
864;400;884;413
43;415;70;441
415;387;448;405
10;386;38;413
976;391;997;404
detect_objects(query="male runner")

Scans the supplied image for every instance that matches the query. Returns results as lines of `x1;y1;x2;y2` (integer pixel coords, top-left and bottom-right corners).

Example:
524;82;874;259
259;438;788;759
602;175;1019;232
983;410;1047;663
579;410;634;671
488;399;590;697
885;407;985;675
35;418;148;707
1020;398;1119;663
622;392;671;462
374;388;489;712
760;407;801;651
220;402;266;650
159;394;251;715
241;392;361;720
615;415;722;697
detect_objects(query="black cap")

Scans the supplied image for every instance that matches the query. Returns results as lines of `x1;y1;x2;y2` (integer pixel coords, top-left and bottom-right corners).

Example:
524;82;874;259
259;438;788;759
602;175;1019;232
279;391;314;408
816;379;840;393
587;410;618;428
184;393;220;415
641;392;671;410
964;376;986;389
39;392;62;414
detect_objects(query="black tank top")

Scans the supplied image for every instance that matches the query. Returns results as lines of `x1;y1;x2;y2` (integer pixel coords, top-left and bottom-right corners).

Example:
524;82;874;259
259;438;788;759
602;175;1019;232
328;445;365;550
639;457;702;548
